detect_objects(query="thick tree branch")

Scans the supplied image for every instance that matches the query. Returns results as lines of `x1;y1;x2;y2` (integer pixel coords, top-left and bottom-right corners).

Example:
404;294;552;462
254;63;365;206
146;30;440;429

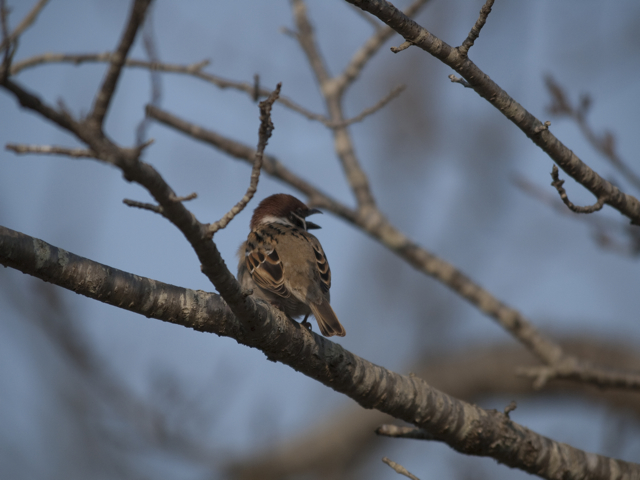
229;340;640;480
143;106;640;393
345;0;640;225
2;225;638;480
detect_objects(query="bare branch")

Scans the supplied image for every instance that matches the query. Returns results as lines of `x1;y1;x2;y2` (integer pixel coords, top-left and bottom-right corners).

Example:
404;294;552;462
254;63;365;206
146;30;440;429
327;84;405;128
290;0;331;87
390;40;412;53
6;143;97;158
518;360;640;391
336;0;431;94
10;53;330;126
135;8;162;147
346;0;640;225
457;0;495;57
145;104;640;392
515;174;640;257
551;165;608;214
89;0;152;127
145;104;358;223
3;225;639;480
292;0;376;211
230;339;640;479
382;457;421;480
545;75;640;193
207;84;281;237
0;0;49;53
123;198;164;215
172;192;197;203
448;73;471;88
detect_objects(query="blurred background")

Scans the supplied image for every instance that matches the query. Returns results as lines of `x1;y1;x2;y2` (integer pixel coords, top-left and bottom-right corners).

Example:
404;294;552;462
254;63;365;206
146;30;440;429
1;1;640;479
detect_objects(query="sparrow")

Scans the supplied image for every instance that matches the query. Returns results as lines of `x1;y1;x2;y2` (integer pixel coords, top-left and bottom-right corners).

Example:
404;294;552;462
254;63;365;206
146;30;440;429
237;193;346;337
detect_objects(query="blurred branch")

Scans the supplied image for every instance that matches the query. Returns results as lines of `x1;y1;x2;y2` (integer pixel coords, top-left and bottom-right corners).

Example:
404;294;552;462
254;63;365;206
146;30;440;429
514;174;640;257
545;75;640;193
336;0;431;94
291;0;376;211
88;0;152;128
135;6;162;147
6;143;97;158
382;457;421;480
0;0;49;53
3;225;639;480
345;0;640;226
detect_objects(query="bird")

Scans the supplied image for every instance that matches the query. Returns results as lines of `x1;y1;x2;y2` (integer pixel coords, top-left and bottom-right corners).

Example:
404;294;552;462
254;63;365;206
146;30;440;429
237;193;346;337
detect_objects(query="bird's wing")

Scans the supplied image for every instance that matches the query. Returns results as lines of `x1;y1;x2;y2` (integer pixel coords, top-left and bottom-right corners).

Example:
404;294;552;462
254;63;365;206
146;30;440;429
308;234;331;294
245;232;290;298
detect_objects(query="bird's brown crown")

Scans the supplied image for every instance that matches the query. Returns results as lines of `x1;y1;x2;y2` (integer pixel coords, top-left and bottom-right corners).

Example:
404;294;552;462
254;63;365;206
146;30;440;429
250;194;320;231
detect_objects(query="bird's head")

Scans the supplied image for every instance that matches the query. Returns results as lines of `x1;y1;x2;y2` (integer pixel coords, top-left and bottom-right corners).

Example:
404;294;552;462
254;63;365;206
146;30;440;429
250;193;322;231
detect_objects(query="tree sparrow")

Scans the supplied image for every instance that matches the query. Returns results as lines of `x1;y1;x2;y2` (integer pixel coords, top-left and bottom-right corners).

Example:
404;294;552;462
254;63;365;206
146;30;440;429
237;193;346;337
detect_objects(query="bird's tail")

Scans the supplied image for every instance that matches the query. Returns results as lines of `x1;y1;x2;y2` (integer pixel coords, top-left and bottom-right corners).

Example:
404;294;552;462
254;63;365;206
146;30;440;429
310;301;346;337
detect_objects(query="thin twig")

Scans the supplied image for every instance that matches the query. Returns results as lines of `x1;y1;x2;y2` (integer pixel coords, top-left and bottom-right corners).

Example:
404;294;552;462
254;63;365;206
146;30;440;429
89;0;152;127
518;360;640;391
551;165;608;214
327;84;405;128
336;0;431;95
206;83;281;237
390;40;412;53
11;53;327;126
135;6;162;147
515;174;640;257
0;0;49;53
545;75;640;193
170;192;197;203
382;457;421;480
6;143;97;158
458;0;495;57
123;198;164;215
448;74;471;88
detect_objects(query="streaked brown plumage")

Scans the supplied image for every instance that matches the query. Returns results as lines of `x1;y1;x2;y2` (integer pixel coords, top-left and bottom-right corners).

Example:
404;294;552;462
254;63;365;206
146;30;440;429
237;193;346;337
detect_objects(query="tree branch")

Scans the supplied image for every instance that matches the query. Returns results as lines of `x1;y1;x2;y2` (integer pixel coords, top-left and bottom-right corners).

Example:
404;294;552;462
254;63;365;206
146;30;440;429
206;84;281;237
2;225;638;480
382;457;421;480
345;0;640;226
88;0;152;127
6;143;97;158
0;0;49;53
457;0;494;57
143;104;640;393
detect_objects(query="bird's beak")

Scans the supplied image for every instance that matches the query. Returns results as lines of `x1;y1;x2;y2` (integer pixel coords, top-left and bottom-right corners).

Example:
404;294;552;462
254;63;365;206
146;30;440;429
306;221;321;230
305;208;322;229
